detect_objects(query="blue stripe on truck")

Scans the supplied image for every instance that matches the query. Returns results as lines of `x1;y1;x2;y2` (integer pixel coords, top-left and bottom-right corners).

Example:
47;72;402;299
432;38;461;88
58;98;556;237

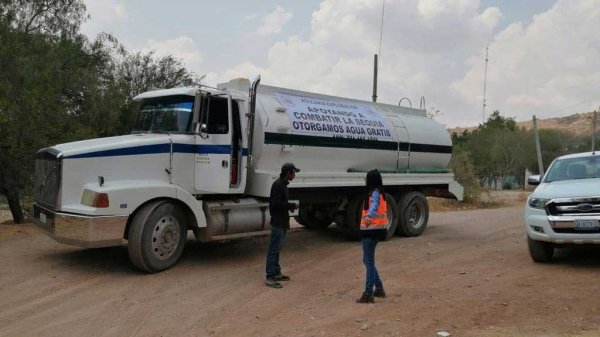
64;144;247;159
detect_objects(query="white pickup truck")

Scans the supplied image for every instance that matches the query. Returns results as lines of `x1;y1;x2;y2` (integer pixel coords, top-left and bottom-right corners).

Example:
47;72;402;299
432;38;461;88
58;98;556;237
525;151;600;262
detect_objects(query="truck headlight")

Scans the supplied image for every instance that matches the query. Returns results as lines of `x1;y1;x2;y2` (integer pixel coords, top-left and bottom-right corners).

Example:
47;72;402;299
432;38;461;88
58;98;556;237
528;197;550;209
81;189;110;208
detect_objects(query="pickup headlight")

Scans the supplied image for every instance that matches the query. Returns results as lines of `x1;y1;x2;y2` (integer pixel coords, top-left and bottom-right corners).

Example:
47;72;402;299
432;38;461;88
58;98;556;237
528;197;550;209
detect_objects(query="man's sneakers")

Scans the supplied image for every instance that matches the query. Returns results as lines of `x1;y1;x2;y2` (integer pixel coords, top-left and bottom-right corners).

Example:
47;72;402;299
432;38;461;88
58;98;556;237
275;273;291;281
265;274;290;288
265;277;283;288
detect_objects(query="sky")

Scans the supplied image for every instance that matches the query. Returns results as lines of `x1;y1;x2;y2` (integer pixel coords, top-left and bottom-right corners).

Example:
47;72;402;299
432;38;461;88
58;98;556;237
81;0;600;127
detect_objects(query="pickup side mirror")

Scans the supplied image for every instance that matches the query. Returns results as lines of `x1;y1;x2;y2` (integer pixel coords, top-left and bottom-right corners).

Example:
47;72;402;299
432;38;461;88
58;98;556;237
527;175;541;186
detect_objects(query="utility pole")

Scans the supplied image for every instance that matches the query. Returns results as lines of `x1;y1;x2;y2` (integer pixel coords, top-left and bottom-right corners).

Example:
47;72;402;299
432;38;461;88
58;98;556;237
533;115;544;176
482;44;489;123
372;54;378;102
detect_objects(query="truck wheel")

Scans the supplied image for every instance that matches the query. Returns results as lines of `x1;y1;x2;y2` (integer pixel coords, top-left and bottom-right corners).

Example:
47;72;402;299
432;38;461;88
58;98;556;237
128;201;187;273
345;193;398;241
344;194;364;239
298;205;333;230
527;236;554;263
383;193;399;241
395;191;429;237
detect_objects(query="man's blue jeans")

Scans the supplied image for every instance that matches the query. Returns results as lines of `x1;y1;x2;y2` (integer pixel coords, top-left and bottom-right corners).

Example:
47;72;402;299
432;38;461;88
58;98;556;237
362;236;383;295
266;226;287;278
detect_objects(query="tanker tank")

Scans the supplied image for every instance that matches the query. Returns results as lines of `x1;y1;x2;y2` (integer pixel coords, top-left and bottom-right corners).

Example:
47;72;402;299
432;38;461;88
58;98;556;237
252;84;450;169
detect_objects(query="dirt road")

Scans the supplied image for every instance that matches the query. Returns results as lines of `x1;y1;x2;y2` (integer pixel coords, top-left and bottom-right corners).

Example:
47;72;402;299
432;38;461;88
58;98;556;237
1;206;600;337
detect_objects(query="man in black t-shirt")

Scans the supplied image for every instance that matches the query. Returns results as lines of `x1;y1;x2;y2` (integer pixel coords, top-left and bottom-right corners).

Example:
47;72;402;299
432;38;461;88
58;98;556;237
265;162;300;288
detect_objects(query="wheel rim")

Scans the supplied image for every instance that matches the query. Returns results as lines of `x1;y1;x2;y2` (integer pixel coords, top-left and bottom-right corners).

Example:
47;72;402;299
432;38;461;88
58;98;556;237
151;215;180;260
406;198;425;230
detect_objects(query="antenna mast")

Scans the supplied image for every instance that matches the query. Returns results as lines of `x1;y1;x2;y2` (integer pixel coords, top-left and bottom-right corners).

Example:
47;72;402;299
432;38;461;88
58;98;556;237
482;44;489;123
372;0;385;103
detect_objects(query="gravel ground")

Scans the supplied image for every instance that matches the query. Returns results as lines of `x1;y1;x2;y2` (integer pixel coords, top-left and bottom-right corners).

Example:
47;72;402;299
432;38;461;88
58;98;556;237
1;206;600;337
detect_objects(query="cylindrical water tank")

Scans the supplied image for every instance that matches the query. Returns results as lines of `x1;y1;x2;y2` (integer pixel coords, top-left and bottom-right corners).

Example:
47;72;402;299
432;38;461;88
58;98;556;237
250;84;452;175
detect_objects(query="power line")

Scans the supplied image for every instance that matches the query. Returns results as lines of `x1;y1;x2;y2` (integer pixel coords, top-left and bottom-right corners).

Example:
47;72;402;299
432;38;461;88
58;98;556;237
378;0;385;58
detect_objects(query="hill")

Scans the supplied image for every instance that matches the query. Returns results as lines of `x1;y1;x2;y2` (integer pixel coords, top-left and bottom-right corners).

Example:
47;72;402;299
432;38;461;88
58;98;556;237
449;111;597;135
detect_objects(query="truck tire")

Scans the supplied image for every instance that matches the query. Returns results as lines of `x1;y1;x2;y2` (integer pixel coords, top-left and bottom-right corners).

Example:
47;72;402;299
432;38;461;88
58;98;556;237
345;193;399;241
128;201;187;273
395;191;429;237
297;205;333;230
527;236;554;263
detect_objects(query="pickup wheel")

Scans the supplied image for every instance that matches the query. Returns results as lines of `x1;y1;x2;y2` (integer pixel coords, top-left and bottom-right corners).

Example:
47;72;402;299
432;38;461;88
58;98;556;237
395;191;429;237
345;193;398;241
128;201;187;273
527;236;554;263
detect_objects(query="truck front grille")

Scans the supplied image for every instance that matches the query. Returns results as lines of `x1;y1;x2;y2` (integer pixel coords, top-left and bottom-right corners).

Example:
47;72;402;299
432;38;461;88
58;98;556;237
34;149;63;209
546;197;600;216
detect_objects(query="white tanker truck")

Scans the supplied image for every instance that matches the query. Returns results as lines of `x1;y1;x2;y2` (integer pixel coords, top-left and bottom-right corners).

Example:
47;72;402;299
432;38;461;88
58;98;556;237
33;77;463;272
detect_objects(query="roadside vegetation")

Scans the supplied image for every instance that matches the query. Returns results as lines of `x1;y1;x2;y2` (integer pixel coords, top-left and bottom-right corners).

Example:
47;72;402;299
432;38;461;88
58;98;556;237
0;0;200;223
449;111;596;207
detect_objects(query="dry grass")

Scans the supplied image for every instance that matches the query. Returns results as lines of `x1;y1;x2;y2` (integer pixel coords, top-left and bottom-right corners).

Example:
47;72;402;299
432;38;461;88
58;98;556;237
429;190;529;212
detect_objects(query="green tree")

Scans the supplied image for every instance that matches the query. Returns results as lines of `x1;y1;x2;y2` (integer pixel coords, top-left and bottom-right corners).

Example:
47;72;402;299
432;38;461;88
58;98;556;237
0;0;89;222
0;0;194;223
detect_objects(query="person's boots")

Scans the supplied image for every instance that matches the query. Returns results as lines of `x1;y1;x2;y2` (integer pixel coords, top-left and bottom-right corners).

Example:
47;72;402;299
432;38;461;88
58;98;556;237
373;288;386;298
355;292;375;303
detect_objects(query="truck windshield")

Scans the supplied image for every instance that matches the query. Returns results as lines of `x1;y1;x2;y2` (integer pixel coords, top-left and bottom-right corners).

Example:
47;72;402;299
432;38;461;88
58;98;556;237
132;95;194;134
544;155;600;182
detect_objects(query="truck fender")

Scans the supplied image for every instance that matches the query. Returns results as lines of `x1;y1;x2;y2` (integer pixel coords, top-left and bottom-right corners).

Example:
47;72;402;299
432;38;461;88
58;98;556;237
174;185;207;228
73;181;206;229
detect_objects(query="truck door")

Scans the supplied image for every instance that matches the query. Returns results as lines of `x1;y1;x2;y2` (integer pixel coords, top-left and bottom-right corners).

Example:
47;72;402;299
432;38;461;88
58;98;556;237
389;116;410;170
195;94;233;193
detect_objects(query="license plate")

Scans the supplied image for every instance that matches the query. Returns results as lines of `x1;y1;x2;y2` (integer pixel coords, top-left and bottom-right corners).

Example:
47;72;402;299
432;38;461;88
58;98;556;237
574;219;599;230
39;212;47;224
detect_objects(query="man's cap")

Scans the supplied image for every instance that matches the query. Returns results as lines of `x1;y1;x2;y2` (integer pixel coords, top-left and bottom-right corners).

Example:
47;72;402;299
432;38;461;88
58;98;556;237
281;162;300;173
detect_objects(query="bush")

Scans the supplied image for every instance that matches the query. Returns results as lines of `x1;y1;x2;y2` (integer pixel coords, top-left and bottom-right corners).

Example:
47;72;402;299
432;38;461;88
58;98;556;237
450;151;482;204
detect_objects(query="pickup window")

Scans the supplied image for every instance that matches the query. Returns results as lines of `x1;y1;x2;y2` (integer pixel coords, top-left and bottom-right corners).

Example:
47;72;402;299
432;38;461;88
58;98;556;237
544;155;600;182
132;95;194;134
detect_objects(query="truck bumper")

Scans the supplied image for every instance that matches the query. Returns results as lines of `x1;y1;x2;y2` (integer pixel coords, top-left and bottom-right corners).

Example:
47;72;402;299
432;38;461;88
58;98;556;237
33;203;128;248
525;212;600;244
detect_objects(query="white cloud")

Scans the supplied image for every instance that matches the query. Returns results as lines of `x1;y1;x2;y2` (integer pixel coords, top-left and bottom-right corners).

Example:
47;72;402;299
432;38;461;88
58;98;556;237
141;36;204;74
207;0;598;127
256;5;294;36
215;0;500;124
81;0;128;38
452;0;600;125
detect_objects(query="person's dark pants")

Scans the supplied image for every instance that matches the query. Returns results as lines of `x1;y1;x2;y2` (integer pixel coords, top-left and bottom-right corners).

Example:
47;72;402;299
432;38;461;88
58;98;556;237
361;236;383;295
266;226;287;278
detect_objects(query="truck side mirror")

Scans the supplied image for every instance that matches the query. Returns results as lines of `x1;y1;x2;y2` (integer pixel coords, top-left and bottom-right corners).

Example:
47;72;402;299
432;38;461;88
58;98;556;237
194;122;209;139
527;175;541;186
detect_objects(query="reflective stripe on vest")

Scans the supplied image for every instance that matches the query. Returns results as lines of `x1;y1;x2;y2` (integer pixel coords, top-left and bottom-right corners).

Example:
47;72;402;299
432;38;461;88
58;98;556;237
360;194;388;230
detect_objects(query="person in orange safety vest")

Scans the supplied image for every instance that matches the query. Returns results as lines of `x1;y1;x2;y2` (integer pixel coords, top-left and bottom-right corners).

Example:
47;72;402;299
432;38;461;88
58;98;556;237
356;169;388;303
